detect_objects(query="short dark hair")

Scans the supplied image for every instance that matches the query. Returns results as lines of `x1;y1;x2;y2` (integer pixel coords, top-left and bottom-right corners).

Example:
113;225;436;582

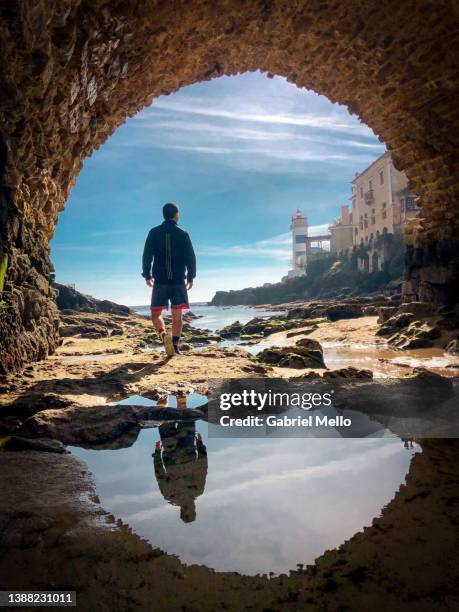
163;202;179;220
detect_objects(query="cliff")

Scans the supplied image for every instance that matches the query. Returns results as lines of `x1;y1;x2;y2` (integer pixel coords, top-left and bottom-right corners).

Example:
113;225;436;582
210;251;404;306
54;283;131;315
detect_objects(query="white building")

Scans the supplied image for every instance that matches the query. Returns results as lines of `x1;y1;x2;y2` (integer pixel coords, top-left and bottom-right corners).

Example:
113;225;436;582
286;208;308;278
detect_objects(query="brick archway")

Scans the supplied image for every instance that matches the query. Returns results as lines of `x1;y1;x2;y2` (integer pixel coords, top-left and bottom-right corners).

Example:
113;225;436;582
1;0;458;372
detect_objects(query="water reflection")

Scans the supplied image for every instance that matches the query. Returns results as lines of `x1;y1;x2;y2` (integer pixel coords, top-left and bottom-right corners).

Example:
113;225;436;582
71;416;417;574
153;421;207;523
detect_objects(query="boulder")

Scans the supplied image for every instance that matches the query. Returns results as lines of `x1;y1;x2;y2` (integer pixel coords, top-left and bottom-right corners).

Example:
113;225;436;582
18;403;206;446
257;342;326;369
397;301;438;318
389;321;441;349
4;436;66;453
0;416;22;434
286;327;317;338
219;320;243;337
323;367;373;380
291;371;321;379
324;304;363;321
295;337;323;351
362;305;378;316
60;323;110;338
376;312;416;336
278;354;310;369
376;306;398;324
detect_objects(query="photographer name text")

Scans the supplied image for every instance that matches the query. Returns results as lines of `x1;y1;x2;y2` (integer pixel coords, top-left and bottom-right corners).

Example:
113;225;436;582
219;415;351;428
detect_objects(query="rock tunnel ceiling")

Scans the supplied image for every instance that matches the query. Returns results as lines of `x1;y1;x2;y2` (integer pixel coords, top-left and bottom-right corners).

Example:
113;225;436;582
0;0;458;373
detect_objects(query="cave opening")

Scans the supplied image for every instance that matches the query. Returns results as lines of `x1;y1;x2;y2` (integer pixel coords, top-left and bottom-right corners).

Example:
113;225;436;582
0;0;458;374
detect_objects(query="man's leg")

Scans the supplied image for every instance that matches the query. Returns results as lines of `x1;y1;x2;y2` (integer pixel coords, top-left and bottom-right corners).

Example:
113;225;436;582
152;308;174;356
151;284;175;356
171;308;183;353
151;309;166;336
170;283;189;354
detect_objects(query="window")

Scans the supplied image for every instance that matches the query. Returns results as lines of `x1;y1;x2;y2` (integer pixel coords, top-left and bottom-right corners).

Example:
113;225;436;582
379;170;384;184
371;216;375;225
405;196;417;211
295;235;307;243
368;179;373;190
360;186;363;198
382;210;387;219
354;227;358;235
382;201;387;208
364;220;368;228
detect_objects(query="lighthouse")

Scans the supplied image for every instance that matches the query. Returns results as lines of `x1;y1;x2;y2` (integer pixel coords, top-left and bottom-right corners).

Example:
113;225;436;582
288;208;308;277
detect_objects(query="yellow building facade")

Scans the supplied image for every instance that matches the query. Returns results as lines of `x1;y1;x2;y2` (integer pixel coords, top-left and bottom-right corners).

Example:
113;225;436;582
329;205;354;255
350;152;419;271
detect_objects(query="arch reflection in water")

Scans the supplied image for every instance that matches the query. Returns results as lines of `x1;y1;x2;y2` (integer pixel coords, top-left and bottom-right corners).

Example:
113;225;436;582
71;404;417;575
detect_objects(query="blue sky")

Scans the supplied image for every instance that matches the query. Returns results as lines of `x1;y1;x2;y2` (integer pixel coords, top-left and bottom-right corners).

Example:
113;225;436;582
51;71;385;304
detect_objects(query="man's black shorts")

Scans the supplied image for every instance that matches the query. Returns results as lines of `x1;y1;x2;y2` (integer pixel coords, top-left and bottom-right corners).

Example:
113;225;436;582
151;282;189;312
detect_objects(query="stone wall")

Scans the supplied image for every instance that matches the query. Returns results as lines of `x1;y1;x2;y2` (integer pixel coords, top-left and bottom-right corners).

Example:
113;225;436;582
0;0;458;373
0;135;60;375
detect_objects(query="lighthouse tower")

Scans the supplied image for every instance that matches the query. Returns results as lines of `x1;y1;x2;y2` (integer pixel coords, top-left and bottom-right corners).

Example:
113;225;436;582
289;208;308;277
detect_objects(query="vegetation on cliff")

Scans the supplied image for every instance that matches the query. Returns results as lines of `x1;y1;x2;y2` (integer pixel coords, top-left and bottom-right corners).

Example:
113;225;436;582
211;241;405;306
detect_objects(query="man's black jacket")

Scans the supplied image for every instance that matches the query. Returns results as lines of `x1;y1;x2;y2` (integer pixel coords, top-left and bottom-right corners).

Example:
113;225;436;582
142;220;196;284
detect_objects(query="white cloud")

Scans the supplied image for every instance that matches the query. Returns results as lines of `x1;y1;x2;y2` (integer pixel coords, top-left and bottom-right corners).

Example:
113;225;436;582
129;89;384;174
142;118;384;151
146;97;371;135
199;224;330;260
153;143;376;167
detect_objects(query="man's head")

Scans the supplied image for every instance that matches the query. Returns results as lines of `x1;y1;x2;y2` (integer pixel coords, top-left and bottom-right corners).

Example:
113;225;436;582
163;202;179;222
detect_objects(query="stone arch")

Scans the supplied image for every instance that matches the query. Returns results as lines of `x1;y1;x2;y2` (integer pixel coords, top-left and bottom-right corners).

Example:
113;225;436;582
372;250;379;272
0;0;458;372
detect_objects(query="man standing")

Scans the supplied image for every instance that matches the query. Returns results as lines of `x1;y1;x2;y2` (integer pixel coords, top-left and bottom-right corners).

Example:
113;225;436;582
142;203;196;355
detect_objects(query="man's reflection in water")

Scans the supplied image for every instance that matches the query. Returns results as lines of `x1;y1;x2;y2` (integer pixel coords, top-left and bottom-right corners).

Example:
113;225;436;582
153;402;207;523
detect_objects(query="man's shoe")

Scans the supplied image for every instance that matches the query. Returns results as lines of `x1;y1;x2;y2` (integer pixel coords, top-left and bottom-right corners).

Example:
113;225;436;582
173;344;181;354
162;333;175;356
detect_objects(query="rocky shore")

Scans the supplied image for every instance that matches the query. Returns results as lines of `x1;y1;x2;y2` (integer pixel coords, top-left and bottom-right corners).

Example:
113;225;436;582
1;292;458;440
1;293;458;610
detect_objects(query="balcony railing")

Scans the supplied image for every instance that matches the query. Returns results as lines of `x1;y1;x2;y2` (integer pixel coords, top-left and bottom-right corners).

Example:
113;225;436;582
364;189;374;204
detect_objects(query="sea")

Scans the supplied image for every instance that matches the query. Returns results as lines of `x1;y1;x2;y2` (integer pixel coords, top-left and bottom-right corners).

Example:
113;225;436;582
132;303;285;332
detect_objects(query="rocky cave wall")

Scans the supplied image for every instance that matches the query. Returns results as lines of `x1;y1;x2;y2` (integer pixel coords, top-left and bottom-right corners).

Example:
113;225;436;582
0;0;458;373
